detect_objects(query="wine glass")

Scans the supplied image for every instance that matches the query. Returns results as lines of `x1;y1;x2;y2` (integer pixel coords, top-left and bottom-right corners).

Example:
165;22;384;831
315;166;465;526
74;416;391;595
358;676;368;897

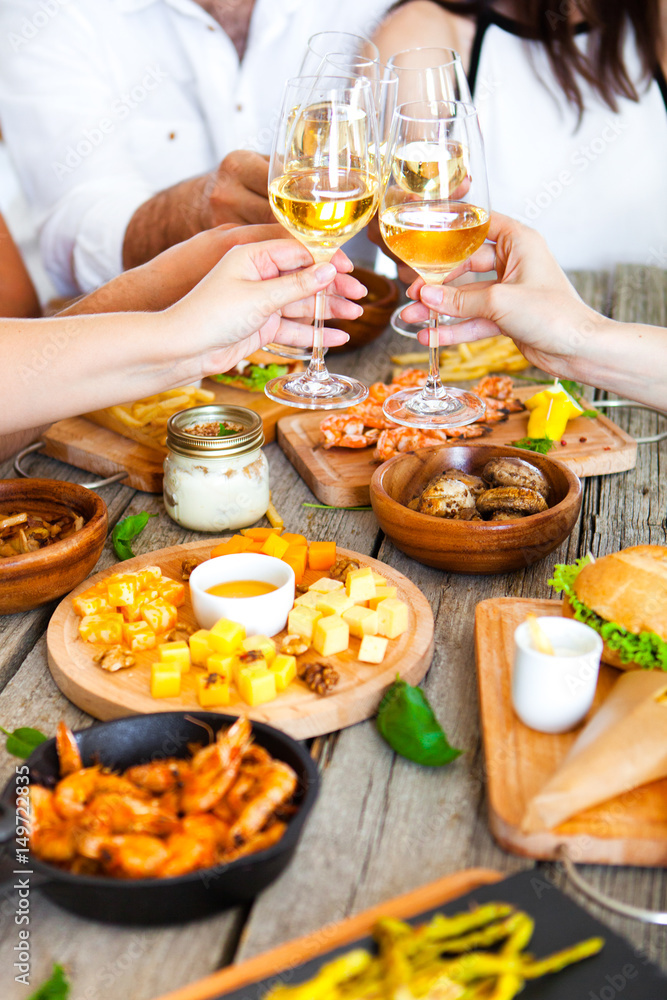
323;56;398;168
299;31;378;76
264;76;380;409
379;100;490;427
384;47;473;339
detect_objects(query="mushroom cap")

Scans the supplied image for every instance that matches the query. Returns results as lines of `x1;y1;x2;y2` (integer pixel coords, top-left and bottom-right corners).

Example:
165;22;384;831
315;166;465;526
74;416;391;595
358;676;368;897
416;476;477;519
441;469;487;499
481;457;550;499
476;486;549;516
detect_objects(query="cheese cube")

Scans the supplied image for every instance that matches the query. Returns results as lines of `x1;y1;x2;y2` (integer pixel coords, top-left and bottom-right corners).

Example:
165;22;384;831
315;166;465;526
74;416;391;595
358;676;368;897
270;654;297;691
122;621;157;652
72;592;113;617
369;587;398;610
141;599;178;633
158;640;191;673
308;577;344;595
157;579;186;607
371;571;387;587
314;590;354;618
150;662;181;699
241;635;276;665
235;651;268;684
238;668;277;706
197;673;230;707
377;598;409;639
358;635;389;663
206;653;235;681
138;566;162;589
78;613;124;645
288;606;322;642
107;575;139;607
312;615;349;656
343;605;378;638
189;629;212;666
261;532;290;559
345;567;376;602
209;618;245;653
294;591;321;609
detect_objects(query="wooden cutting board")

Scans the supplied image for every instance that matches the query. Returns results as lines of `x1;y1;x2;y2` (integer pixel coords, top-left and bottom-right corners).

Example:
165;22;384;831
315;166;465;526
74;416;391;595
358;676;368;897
153;868;503;1000
475;597;667;866
277;387;637;507
47;543;434;739
40;380;301;493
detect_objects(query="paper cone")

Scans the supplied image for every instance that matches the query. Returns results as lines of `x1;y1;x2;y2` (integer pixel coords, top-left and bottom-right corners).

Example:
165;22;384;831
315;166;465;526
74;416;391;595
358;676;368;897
522;671;667;833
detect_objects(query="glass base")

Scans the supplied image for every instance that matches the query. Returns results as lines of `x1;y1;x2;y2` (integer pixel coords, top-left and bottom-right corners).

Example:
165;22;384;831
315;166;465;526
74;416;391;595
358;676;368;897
264;372;368;410
264;343;327;361
382;386;485;429
390;304;464;340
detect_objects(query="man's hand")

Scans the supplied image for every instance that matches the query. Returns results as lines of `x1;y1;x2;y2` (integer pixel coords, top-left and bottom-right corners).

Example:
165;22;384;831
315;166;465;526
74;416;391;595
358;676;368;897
202;151;273;227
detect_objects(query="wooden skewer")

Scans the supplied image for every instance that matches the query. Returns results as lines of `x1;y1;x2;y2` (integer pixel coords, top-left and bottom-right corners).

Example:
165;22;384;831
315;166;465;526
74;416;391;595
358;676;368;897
526;614;554;655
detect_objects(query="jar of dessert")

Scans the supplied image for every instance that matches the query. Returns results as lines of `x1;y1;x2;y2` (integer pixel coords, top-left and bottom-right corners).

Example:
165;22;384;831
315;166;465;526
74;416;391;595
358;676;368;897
163;405;269;532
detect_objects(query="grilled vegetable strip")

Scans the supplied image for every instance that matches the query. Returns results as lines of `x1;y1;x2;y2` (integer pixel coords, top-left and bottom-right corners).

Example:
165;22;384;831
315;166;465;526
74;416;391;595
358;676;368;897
522;936;605;978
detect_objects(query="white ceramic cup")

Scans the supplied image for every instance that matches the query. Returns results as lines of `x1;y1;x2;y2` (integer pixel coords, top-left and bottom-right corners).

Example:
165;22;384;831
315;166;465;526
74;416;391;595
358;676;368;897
188;553;295;636
511;617;603;734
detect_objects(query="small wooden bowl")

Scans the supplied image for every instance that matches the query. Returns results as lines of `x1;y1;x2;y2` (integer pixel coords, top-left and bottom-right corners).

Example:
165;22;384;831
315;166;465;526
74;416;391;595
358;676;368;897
0;479;107;615
370;444;582;574
326;267;399;353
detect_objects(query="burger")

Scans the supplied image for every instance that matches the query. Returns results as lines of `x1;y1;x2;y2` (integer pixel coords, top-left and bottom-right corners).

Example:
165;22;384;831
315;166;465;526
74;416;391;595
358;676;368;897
210;350;301;393
550;545;667;671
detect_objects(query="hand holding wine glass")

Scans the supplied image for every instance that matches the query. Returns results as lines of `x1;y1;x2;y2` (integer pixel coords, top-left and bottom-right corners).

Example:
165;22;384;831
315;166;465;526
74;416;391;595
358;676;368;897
379;100;490;427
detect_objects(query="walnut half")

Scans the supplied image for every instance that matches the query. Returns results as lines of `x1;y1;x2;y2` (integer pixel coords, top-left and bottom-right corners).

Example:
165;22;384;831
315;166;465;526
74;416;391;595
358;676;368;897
92;646;135;672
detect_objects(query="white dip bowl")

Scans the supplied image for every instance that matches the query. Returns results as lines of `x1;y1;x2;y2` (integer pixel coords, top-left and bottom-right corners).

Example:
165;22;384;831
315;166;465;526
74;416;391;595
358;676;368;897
511;617;603;734
189;554;295;636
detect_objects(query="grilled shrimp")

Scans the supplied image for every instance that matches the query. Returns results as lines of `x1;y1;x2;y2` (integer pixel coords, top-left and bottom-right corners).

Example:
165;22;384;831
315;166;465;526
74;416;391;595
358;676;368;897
228;761;297;845
181;716;252;814
55;721;82;776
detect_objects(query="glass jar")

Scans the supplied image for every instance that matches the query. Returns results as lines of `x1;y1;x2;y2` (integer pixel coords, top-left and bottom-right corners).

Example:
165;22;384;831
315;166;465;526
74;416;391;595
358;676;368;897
163;404;269;532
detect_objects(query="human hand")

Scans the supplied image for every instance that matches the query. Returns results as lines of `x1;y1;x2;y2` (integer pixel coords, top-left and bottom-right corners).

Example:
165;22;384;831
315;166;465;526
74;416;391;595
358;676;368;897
201;150;274;227
400;212;603;379
167;240;362;378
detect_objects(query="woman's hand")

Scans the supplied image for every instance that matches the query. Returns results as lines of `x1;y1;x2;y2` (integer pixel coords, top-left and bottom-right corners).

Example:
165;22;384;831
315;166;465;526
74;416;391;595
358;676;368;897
166;239;364;378
400;212;605;382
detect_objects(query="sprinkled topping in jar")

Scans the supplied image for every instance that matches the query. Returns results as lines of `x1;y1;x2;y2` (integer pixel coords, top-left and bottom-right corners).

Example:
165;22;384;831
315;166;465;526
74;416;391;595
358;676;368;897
184;421;244;438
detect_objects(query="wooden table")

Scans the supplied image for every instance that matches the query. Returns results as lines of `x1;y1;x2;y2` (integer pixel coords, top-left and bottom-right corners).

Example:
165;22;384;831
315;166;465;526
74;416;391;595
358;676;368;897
0;265;665;999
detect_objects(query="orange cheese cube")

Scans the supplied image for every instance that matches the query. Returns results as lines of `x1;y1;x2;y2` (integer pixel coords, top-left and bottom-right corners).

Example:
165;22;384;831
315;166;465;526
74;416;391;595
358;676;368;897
140;599;178;633
107;575;139;607
137;566;162;589
122;621;157;652
308;541;336;571
78;613;124;645
283;544;307;583
157;579;186;607
240;527;281;541
261;532;290;559
72;592;113;617
281;532;307;547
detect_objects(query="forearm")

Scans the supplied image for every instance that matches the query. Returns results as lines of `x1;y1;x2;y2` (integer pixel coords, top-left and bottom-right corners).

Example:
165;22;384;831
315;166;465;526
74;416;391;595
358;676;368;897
0;217;41;319
122;175;211;270
1;311;193;435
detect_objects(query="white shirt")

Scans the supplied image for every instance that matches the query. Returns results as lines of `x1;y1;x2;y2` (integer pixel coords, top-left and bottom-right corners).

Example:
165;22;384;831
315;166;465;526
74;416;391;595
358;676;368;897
472;19;667;270
0;0;393;294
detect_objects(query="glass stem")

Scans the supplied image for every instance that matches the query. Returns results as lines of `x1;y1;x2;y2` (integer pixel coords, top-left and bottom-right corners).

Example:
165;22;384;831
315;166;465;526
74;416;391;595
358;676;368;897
423;306;445;401
305;286;329;382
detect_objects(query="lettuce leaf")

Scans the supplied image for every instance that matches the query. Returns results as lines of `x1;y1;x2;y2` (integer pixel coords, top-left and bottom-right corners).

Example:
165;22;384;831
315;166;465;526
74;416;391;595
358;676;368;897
549;557;667;671
211;364;288;392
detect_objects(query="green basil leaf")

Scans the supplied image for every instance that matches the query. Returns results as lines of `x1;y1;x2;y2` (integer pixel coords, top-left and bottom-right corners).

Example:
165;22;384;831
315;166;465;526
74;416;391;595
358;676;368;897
511;436;557;454
27;963;70;1000
0;725;49;759
112;511;157;561
377;678;462;767
218;423;236;437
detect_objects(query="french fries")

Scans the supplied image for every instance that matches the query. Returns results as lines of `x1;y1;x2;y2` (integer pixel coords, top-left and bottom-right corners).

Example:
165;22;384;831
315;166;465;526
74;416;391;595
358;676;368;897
102;385;216;444
391;335;529;383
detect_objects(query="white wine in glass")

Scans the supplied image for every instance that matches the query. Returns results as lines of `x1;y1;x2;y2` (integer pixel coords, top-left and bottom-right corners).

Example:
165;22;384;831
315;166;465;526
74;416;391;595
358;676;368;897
265;76;380;409
380;101;490;428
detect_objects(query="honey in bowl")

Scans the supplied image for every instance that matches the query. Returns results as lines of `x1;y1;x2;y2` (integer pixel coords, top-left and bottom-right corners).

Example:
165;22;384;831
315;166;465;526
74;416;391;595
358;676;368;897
206;580;278;599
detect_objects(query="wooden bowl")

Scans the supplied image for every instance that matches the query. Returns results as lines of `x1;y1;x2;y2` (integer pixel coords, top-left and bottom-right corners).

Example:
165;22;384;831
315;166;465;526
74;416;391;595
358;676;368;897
0;479;108;614
326;267;399;353
370;444;582;574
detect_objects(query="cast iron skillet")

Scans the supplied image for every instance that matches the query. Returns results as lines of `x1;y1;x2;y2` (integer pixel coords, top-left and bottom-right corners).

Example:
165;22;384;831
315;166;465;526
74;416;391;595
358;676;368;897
0;712;319;925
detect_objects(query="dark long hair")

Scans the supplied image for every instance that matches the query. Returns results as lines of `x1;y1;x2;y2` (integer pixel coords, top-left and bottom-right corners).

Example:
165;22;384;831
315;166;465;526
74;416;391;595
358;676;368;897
392;1;663;113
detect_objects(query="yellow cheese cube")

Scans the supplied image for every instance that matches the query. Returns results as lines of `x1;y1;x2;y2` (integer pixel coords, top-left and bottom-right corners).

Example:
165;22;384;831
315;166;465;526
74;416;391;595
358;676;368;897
345;567;376;602
316;591;356;617
369;586;398;610
358;635;389;663
377;598;409;639
107;575;139;607
270;653;297;691
78;613;124;645
122;621;157;652
238;668;277;706
261;532;290;559
294;591;321;609
197;673;230;707
371;571;387;587
308;577;344;595
150;662;181;699
206;653;235;681
158;640;191;673
343;605;378;638
234;651;268;684
72;591;113;617
209;618;245;654
241;634;276;665
189;629;212;666
141;599;178;633
312;615;349;656
287;606;322;642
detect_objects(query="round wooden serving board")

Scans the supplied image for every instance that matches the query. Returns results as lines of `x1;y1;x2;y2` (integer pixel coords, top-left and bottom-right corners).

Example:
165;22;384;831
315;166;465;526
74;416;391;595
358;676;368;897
47;543;435;739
